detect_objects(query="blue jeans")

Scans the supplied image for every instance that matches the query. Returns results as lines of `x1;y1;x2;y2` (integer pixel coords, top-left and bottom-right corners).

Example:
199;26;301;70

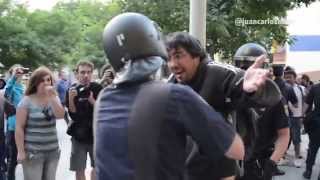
0;141;5;180
6;131;17;180
290;117;302;145
22;150;60;180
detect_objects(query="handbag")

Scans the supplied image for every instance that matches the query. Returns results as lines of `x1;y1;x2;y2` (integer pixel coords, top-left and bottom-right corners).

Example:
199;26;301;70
67;120;93;143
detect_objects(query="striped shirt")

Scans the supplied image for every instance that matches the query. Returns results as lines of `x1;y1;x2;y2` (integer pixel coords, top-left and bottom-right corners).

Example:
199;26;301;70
18;96;59;153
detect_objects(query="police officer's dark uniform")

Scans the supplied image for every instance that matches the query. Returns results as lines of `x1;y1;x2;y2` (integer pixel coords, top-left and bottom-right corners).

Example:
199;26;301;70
234;44;290;180
241;100;288;180
94;13;240;180
303;83;320;179
273;65;298;106
166;37;281;180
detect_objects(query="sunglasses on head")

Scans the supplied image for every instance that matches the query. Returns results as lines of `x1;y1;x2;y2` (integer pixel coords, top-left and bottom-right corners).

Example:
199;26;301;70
42;107;52;121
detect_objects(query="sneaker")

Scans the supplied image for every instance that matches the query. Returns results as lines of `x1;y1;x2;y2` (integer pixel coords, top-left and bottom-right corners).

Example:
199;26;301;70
303;170;312;179
273;166;285;176
294;159;302;168
278;158;291;166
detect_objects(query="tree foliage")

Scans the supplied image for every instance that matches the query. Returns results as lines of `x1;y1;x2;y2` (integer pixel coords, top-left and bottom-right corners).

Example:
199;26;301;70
0;0;317;71
0;0;120;70
118;0;317;61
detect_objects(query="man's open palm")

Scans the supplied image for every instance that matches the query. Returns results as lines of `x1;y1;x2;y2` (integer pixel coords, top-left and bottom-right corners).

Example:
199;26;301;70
243;55;270;93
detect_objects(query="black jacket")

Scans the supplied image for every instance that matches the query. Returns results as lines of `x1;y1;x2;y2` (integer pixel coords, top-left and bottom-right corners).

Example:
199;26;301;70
169;58;281;118
169;58;281;179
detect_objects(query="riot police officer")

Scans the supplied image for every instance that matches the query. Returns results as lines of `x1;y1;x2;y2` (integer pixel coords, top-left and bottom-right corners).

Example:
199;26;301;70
234;43;290;180
94;12;245;180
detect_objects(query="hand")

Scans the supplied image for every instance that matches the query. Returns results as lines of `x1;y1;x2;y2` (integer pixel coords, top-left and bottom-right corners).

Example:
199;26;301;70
17;151;26;163
88;91;95;105
13;67;23;78
243;55;270;93
45;86;56;98
69;88;78;100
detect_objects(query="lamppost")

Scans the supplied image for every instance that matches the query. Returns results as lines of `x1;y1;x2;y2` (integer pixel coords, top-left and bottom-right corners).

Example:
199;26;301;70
189;0;207;48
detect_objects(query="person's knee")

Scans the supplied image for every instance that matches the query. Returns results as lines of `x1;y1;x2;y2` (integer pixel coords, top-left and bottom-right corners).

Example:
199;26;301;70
76;170;86;180
221;176;235;180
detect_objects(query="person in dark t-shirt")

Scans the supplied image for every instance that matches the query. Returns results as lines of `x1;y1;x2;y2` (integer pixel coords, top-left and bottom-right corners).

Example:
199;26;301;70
302;83;320;179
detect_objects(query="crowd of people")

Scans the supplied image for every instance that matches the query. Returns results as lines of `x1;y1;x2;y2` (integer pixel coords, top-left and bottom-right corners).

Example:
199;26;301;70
0;61;114;180
0;12;319;180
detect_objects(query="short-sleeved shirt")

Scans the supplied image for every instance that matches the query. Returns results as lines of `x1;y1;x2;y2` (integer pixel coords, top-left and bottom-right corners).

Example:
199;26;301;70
65;82;102;143
18;96;60;154
252;100;289;159
306;83;320;112
95;81;235;180
65;82;102;123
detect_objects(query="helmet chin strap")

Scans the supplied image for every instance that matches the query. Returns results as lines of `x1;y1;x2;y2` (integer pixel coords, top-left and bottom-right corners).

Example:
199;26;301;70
113;56;164;85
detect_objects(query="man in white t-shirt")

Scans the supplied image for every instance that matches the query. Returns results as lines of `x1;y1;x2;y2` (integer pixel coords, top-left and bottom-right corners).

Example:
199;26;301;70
284;68;305;168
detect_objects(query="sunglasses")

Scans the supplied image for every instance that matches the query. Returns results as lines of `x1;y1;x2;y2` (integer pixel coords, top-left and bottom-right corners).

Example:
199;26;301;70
42;107;52;121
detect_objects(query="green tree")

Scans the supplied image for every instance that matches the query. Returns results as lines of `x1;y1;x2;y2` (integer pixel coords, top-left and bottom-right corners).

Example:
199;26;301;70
118;0;317;61
0;0;122;69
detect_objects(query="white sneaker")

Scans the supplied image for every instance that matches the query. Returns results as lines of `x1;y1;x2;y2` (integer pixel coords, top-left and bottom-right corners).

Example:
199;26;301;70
278;158;290;166
293;159;302;168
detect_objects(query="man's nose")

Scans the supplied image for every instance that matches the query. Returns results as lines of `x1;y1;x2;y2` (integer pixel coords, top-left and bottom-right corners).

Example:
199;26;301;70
168;59;178;70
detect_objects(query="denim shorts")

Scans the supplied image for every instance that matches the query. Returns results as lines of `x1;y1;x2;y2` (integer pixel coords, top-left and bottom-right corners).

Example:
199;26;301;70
70;138;94;171
290;117;302;145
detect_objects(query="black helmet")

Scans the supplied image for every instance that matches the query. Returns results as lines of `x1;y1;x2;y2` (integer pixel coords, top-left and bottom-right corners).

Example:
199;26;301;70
102;12;168;72
234;43;268;70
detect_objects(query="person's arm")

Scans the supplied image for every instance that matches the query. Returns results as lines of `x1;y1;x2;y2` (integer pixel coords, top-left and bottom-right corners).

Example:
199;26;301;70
50;96;65;119
15;104;28;162
304;85;314;114
175;85;244;160
269;101;290;162
67;88;77;113
241;55;281;107
288;86;298;108
88;84;103;105
88;91;96;105
214;57;281;109
4;76;17;100
45;86;64;119
270;127;290;162
5;67;23;101
224;134;245;160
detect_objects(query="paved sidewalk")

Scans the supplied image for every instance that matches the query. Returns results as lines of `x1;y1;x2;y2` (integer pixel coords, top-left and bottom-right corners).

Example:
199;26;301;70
15;121;320;180
275;134;320;180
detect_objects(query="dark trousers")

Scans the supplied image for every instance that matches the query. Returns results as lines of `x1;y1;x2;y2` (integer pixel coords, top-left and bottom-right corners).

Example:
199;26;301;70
6;131;17;180
241;159;273;180
306;130;320;171
241;150;273;180
0;138;6;180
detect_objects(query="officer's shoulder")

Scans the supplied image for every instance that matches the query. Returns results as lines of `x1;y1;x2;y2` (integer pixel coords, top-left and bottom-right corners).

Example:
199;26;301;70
312;82;320;89
168;83;198;98
206;61;242;74
169;83;192;91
